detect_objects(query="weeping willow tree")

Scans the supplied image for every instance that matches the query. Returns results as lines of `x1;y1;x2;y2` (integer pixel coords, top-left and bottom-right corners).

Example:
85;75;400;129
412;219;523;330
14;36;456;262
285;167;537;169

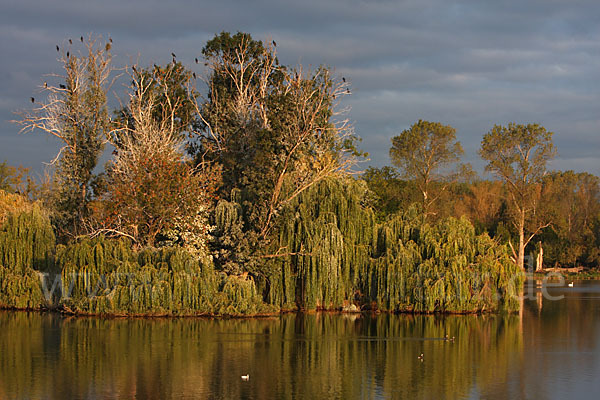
0;180;522;316
0;202;55;309
54;236;274;316
371;212;522;312
261;177;522;313
259;177;376;310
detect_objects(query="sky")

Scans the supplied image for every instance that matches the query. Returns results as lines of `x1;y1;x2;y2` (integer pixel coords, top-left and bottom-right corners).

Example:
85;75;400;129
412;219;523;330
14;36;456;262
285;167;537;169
1;0;599;178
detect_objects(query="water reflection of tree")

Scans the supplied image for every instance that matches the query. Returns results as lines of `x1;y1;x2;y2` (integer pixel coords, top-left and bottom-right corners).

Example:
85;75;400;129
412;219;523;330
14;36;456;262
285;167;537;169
0;311;526;399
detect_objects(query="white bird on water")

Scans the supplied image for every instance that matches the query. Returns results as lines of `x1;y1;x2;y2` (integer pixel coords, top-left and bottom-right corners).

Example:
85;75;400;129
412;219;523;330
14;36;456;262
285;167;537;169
241;374;250;381
568;282;574;287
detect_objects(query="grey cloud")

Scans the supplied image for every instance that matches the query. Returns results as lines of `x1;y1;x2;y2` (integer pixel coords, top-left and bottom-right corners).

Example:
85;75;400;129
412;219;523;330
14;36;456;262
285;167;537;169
1;0;599;177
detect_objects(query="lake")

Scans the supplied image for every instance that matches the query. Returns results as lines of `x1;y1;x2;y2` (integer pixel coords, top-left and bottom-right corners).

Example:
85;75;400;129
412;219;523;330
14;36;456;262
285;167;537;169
1;279;599;399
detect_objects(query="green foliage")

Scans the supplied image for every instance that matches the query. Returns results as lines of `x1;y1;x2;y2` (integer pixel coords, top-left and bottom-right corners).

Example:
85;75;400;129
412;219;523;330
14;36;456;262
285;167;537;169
362;166;421;220
0;204;55;274
371;214;522;312
56;237;216;315
265;177;522;313
480;123;556;270
54;236;269;316
389;120;469;217
0;204;55;309
0;161;31;194
49;41;113;239
197;32;360;270
263;177;376;310
210;193;255;274
480;123;555;187
211;274;278;315
0;266;45;309
537;171;600;267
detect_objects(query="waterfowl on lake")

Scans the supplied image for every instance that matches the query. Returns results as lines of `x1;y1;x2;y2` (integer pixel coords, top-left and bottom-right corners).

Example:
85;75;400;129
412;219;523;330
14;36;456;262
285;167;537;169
568;282;574;287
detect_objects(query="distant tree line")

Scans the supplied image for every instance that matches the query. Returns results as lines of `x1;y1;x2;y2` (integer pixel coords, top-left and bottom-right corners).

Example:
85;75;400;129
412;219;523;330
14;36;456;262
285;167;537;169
365;121;599;270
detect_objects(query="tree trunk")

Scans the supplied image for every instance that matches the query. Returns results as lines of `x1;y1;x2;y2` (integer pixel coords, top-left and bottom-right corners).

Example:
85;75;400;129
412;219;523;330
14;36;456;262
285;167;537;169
536;242;543;272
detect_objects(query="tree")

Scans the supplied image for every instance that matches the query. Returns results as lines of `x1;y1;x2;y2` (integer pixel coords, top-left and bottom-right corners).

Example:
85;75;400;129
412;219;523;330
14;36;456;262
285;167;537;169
389;120;469;219
0;161;28;194
14;36;113;239
362;166;420;219
453;180;507;235
113;61;199;149
96;64;220;251
195;32;360;272
539;171;600;267
479;123;556;271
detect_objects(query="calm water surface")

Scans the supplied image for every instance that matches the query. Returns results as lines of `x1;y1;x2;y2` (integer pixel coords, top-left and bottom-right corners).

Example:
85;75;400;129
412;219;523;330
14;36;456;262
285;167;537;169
1;280;599;399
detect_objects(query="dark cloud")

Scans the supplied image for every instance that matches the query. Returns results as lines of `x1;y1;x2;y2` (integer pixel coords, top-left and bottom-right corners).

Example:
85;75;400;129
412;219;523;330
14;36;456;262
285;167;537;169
1;0;599;177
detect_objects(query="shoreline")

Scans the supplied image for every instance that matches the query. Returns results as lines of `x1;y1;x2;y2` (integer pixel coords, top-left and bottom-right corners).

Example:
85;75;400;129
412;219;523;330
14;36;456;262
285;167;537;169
532;268;600;280
0;304;516;319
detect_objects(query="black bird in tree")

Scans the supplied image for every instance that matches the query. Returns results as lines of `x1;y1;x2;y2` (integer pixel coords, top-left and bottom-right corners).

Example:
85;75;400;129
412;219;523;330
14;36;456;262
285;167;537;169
56;45;59;52
171;52;176;58
342;77;346;82
195;57;198;64
346;88;350;94
109;37;112;43
192;72;196;79
66;51;69;58
59;84;66;89
132;65;137;73
30;97;35;103
272;40;276;47
69;39;72;44
80;36;84;42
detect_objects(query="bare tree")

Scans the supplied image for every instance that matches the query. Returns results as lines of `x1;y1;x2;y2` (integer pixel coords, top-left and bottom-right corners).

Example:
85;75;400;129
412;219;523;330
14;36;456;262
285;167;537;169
14;35;114;238
97;65;219;251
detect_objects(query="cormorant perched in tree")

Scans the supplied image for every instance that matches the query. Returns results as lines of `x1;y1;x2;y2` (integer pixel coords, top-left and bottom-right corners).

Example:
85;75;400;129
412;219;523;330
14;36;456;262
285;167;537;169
109;37;112;43
195;58;198;64
59;84;66;89
56;45;59;52
347;88;350;93
132;65;137;73
69;39;72;44
171;52;176;58
192;72;196;79
272;40;276;46
30;97;35;103
105;43;111;51
80;36;83;42
342;77;346;82
66;51;69;58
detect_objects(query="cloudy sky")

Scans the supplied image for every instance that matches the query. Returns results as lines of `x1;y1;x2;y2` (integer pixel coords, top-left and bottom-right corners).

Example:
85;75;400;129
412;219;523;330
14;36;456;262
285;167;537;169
1;0;599;177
